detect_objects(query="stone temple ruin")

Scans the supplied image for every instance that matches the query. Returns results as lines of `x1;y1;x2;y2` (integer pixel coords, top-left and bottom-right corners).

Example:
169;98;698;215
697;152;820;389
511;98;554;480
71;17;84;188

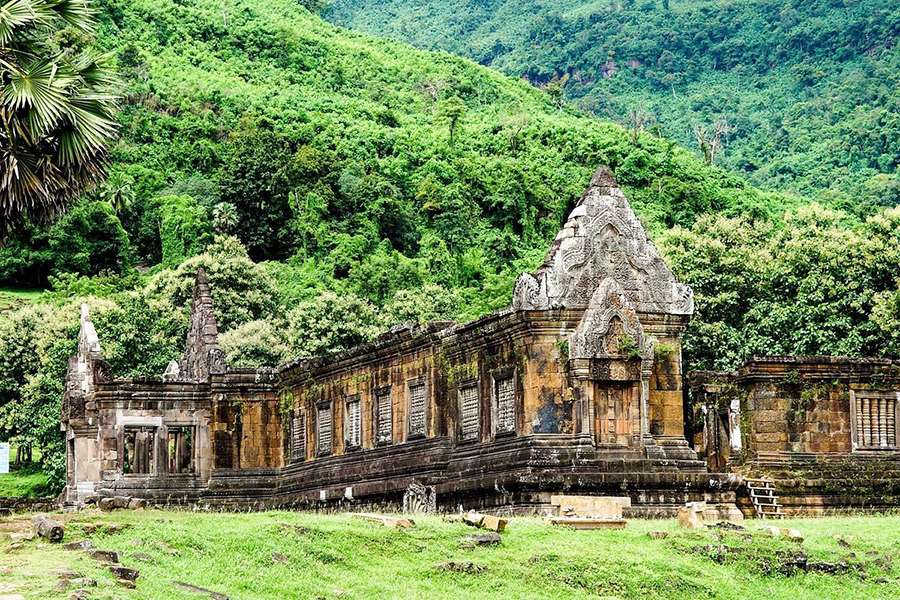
61;167;900;516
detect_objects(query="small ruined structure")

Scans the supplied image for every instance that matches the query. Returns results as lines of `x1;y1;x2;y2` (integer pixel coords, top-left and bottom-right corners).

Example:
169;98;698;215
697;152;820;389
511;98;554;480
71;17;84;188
63;166;894;515
692;357;900;515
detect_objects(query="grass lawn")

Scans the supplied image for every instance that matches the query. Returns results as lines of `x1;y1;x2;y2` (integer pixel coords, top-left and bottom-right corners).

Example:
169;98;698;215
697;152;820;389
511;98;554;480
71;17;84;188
0;445;49;498
0;464;49;498
1;510;898;599
0;287;44;314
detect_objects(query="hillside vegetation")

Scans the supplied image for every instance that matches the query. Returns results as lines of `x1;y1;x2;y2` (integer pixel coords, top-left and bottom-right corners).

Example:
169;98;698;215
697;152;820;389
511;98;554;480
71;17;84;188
327;0;900;207
2;511;899;599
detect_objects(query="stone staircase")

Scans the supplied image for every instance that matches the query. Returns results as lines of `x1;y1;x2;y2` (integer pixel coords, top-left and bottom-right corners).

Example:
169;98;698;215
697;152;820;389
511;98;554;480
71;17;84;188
745;478;785;519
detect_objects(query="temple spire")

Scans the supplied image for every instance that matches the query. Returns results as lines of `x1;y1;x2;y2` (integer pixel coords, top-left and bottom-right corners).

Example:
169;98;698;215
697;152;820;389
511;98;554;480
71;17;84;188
512;165;693;315
178;268;226;380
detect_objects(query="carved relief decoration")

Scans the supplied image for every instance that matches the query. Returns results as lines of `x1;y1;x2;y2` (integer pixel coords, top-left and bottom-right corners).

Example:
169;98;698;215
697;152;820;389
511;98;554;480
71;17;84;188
569;278;651;360
513;167;693;316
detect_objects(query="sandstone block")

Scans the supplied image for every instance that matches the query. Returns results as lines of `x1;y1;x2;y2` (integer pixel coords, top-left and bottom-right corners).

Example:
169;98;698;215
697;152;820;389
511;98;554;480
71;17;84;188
110;566;139;582
480;515;507;532
127;498;146;510
676;501;706;529
549;495;631;518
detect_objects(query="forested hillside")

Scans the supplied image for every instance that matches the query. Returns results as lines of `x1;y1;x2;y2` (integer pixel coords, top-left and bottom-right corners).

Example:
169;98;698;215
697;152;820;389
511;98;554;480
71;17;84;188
327;0;900;208
0;0;898;492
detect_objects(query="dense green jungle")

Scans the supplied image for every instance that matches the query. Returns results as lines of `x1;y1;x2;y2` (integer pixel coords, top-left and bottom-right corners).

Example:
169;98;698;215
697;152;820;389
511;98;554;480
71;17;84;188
0;0;897;492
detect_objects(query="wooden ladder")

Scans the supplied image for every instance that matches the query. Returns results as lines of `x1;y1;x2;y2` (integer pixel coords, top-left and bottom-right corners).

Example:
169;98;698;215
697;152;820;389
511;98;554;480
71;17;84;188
745;478;785;519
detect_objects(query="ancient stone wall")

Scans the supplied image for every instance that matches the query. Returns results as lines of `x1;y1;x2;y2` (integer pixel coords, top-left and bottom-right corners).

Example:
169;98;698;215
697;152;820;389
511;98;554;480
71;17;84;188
61;167;748;514
690;357;900;514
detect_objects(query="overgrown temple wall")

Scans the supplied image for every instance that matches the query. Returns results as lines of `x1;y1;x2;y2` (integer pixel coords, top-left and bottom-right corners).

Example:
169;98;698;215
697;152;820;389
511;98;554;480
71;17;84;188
691;357;900;514
59;167;763;513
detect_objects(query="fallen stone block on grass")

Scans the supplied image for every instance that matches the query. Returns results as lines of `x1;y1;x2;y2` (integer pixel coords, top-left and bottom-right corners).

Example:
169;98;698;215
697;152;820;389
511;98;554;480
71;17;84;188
127;498;146;510
462;511;507;532
32;515;64;543
547;517;627;530
173;581;230;600
460;533;501;547
677;502;707;529
677;501;743;530
760;526;803;543
64;540;93;551
350;513;415;528
110;565;139;582
88;549;119;564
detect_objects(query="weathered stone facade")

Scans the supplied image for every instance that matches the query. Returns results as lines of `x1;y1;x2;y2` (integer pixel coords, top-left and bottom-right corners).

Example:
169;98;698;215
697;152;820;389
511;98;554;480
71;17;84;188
691;357;900;515
62;167;742;514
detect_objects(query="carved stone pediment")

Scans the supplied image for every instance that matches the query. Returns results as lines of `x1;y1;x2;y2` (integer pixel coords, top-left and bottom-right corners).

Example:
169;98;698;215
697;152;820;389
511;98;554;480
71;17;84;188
569;278;650;361
513;167;693;316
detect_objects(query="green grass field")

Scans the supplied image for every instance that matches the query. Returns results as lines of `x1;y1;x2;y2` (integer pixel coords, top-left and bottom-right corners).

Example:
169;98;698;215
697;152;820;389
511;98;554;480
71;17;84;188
0;288;43;313
0;445;49;499
2;510;898;599
0;464;49;499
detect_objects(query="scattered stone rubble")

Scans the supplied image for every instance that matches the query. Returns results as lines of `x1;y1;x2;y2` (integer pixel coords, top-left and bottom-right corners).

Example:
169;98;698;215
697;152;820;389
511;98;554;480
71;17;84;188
676;501;744;530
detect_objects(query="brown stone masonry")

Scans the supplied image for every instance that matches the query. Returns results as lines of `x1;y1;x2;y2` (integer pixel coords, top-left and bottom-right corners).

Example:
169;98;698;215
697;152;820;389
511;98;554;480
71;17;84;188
691;356;900;515
62;168;740;514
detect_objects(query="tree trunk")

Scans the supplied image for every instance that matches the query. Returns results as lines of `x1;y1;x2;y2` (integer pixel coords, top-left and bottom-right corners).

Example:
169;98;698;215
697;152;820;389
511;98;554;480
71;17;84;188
32;515;65;543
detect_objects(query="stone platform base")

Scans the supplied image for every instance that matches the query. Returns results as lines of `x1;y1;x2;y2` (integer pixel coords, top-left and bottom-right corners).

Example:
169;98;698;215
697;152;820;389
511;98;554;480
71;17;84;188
735;452;900;516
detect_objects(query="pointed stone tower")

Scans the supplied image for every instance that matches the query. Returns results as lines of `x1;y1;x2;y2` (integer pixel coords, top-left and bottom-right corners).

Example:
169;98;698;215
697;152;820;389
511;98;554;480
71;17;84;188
61;304;109;503
178;268;227;381
514;166;696;457
513;166;693;315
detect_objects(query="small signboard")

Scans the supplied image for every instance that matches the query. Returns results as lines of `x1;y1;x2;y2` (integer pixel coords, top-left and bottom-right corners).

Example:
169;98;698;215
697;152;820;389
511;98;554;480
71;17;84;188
0;443;9;474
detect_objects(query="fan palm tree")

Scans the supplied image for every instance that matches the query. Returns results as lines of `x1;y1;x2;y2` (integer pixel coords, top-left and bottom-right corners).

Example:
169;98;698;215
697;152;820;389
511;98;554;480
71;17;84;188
0;0;118;235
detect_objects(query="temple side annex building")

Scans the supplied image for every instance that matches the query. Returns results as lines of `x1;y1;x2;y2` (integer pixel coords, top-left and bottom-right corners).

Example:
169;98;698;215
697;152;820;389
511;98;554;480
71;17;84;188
61;168;900;515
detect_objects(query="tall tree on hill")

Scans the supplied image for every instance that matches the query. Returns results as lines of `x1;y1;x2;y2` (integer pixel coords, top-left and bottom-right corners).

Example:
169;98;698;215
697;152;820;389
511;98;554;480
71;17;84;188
436;96;466;145
0;0;118;236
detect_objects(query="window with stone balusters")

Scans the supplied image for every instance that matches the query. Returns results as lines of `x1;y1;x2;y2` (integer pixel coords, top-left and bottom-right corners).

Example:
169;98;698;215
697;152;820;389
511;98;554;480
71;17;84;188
375;387;393;445
851;391;898;450
458;382;480;441
291;409;306;462
345;396;361;449
407;379;426;439
316;402;333;456
493;370;516;435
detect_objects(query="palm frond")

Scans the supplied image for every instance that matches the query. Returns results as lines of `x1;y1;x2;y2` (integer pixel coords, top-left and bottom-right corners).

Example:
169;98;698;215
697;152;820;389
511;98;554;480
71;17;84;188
0;0;36;47
46;0;96;32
